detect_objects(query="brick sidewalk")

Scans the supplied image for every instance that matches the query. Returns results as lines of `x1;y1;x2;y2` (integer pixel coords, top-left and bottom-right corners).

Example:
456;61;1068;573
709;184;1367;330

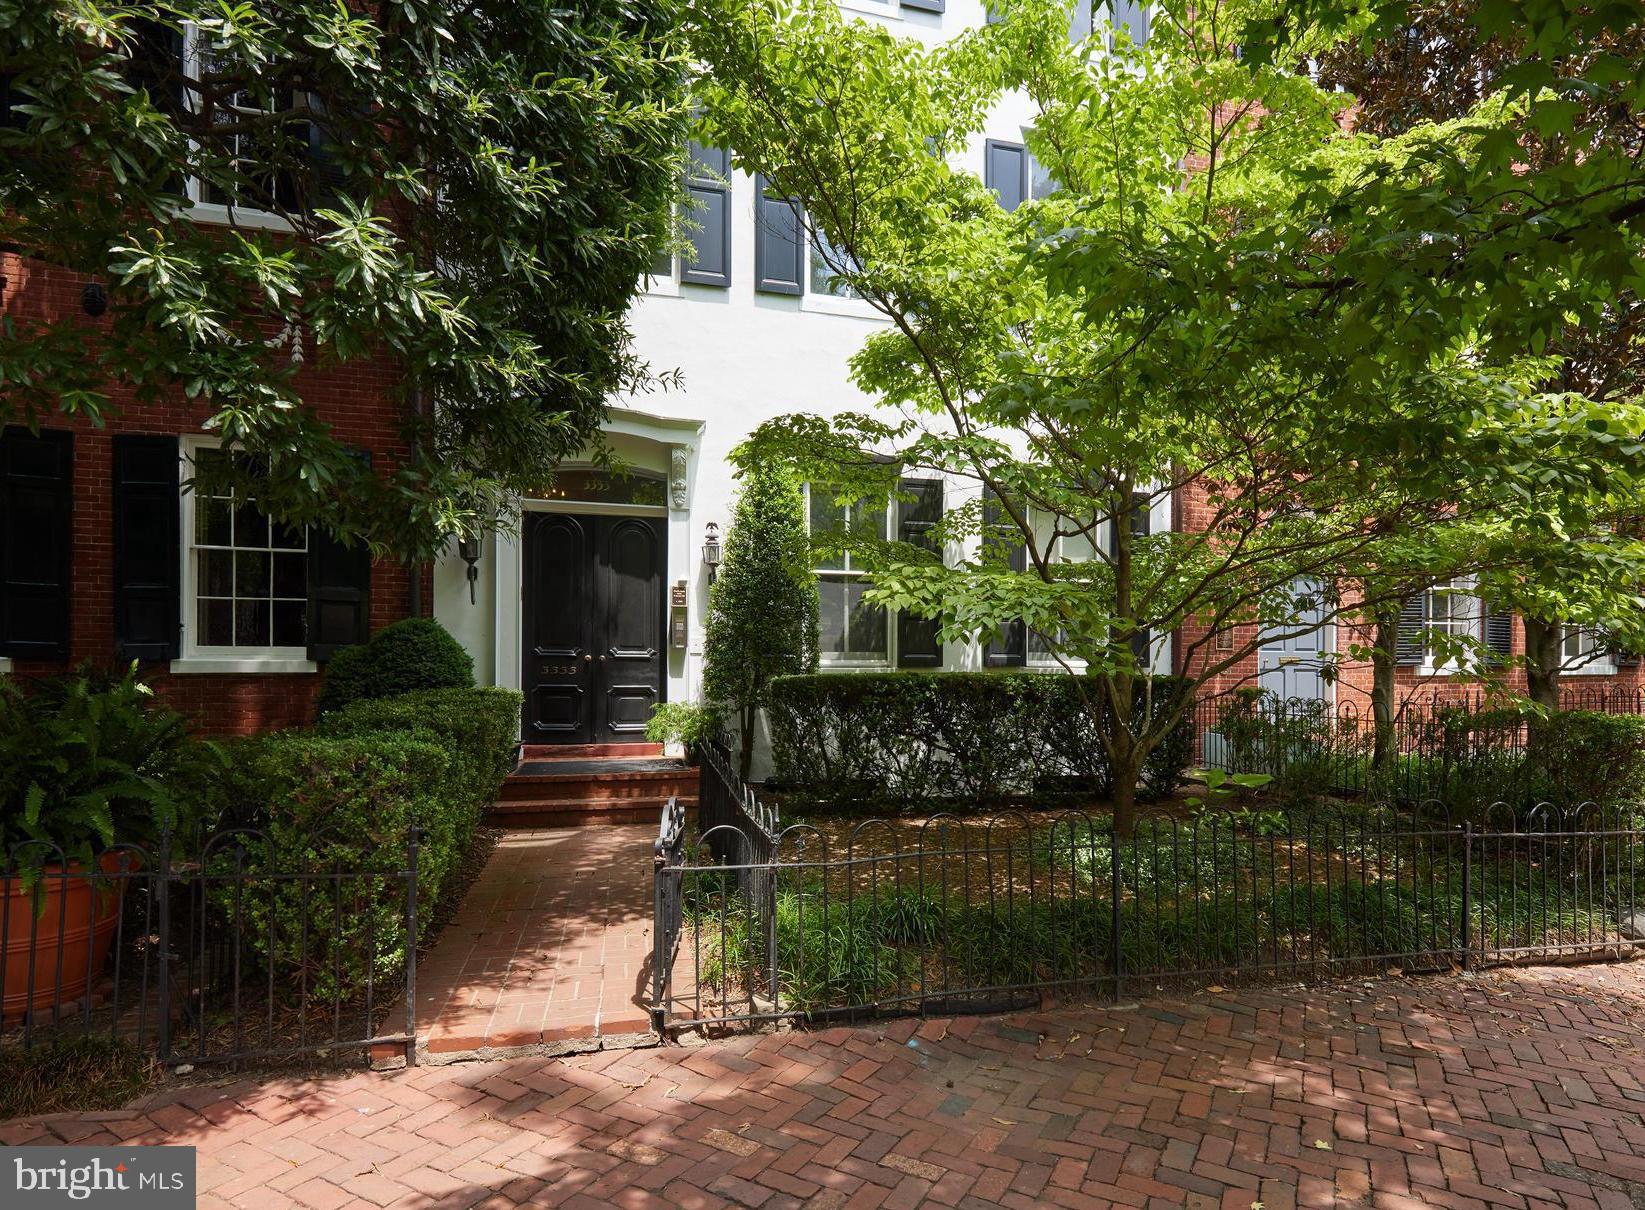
9;962;1645;1208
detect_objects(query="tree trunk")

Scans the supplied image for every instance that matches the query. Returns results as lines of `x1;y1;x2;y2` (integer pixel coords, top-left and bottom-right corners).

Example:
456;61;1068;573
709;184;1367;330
1522;616;1561;710
1111;762;1140;840
1372;610;1398;773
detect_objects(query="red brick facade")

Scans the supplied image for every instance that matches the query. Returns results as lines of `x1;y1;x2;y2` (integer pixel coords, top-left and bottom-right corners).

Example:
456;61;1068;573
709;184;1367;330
2;250;420;734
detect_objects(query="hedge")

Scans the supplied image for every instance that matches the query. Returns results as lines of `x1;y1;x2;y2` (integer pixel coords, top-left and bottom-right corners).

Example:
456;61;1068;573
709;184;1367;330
766;672;1194;811
316;618;474;716
219;686;523;1001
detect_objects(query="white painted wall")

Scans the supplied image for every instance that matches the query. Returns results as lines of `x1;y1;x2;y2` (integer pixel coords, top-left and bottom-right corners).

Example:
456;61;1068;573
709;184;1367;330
433;1;1170;718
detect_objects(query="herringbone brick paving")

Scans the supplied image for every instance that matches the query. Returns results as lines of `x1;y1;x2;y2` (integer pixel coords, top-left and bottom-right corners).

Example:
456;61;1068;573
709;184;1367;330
8;962;1645;1208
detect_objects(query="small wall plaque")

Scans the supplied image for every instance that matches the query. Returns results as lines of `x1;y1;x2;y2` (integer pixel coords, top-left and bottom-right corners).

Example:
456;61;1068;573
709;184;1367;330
670;580;688;608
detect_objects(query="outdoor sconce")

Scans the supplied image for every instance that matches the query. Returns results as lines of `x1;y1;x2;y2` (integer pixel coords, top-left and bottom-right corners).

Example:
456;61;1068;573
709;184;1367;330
702;521;723;584
457;534;481;604
81;282;108;317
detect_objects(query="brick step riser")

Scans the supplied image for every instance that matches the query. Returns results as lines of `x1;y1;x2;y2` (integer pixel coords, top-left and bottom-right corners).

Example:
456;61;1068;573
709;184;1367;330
485;798;694;829
499;776;699;804
519;742;664;760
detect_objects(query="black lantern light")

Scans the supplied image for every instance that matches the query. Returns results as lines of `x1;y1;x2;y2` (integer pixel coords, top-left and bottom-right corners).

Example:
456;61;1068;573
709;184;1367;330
457;533;482;604
702;521;723;584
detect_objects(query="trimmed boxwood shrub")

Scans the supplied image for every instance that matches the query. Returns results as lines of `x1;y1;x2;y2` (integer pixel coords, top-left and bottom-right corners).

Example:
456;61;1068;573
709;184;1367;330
1526;710;1645;812
216;732;467;1001
765;672;1194;811
316;618;474;717
317;686;523;829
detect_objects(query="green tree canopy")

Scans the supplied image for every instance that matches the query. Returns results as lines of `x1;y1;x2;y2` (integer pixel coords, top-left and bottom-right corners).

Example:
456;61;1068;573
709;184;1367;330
685;0;1645;828
0;0;689;555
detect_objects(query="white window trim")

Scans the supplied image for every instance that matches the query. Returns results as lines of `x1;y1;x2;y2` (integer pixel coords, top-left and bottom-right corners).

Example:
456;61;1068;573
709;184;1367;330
172;436;316;675
1418;577;1481;678
806;483;896;670
1562;626;1617;676
178;24;295;233
0;657;12;674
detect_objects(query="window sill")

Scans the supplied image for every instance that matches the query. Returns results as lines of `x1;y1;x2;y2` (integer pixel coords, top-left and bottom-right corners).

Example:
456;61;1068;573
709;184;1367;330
182;200;294;233
820;659;892;671
1564;663;1618;677
169;656;318;676
801;294;885;321
641;272;681;298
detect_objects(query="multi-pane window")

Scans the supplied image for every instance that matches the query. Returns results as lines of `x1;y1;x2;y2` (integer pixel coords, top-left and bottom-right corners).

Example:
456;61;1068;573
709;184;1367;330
1563;626;1611;669
190;449;308;651
185;27;307;214
808;487;888;662
809;229;861;298
1424;578;1479;665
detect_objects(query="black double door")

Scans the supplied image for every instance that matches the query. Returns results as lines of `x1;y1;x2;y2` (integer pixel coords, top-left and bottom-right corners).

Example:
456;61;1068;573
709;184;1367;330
522;512;665;745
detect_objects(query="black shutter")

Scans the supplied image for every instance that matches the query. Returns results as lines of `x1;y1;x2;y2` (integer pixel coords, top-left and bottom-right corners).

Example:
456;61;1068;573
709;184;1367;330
983;491;1027;667
1394;592;1428;666
306;530;371;662
985;140;1027;212
0;428;73;660
754;176;805;296
112;435;180;661
1482;604;1513;666
305;94;350;212
896;479;944;668
682;141;732;287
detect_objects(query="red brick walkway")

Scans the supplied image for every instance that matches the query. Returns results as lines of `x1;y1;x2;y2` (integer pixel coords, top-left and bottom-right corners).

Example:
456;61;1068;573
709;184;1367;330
409;827;657;1057
10;963;1645;1208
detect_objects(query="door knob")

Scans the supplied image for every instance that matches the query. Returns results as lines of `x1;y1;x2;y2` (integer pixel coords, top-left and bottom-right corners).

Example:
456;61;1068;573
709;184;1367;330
599;654;608;662
583;654;592;662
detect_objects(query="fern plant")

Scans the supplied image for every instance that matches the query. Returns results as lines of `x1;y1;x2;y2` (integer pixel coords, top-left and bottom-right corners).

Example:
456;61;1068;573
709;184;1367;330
0;665;217;875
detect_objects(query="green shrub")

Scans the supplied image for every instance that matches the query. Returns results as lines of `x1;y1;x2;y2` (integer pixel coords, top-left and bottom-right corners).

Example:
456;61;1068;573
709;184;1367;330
215;731;470;1001
317;686;522;829
765;672;1194;811
316;618;474;716
0;664;220;870
644;701;722;754
1525;710;1645;812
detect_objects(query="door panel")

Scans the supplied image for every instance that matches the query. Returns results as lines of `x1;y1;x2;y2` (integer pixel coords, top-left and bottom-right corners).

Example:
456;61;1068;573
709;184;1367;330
1258;578;1333;704
523;514;594;742
523;512;665;744
599;518;662;739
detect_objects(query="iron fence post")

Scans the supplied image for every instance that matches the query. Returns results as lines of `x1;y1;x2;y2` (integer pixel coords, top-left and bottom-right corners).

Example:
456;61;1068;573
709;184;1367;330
1110;827;1123;999
405;828;420;1067
1460;820;1472;971
155;826;172;1065
651;841;668;1035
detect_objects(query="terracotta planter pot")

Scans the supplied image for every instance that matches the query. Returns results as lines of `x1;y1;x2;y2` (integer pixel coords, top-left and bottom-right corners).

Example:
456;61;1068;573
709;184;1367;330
2;852;135;1021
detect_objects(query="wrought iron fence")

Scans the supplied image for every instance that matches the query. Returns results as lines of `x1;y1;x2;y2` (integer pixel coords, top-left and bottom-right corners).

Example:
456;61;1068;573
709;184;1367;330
0;828;421;1067
652;800;1645;1031
1192;693;1645;809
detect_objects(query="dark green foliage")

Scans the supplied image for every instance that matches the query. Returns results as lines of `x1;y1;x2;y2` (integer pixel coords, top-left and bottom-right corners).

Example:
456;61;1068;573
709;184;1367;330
1525;711;1645;812
0;0;691;555
702;459;819;777
215;732;466;1002
0;1035;154;1120
766;672;1194;810
0;665;219;870
317;619;474;717
317;686;523;827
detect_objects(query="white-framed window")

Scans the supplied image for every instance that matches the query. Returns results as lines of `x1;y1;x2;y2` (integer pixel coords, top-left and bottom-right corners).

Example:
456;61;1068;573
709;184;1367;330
806;485;890;665
1422;577;1480;671
1562;626;1616;674
178;24;303;229
809;228;861;299
180;442;310;662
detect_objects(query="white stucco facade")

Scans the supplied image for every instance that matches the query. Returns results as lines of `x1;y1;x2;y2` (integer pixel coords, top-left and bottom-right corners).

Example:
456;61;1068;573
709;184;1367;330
434;0;1169;726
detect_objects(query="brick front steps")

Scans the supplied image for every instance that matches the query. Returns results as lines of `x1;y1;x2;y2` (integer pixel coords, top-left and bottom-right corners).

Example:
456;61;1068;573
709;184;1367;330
488;748;698;828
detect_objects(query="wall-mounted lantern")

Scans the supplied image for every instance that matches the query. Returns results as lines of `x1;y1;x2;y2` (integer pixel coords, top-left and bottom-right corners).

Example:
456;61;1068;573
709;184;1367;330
457;533;482;604
702;521;723;584
81;282;108;317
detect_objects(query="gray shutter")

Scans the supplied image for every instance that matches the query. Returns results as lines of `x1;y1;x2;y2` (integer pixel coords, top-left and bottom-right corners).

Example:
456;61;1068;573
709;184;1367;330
1111;0;1150;46
901;0;944;12
0;427;73;660
1394;592;1428;666
985;140;1027;212
1482;604;1513;666
1128;494;1151;664
1068;0;1093;41
983;491;1026;667
754;175;804;296
112;435;181;662
682;141;732;287
896;479;943;668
